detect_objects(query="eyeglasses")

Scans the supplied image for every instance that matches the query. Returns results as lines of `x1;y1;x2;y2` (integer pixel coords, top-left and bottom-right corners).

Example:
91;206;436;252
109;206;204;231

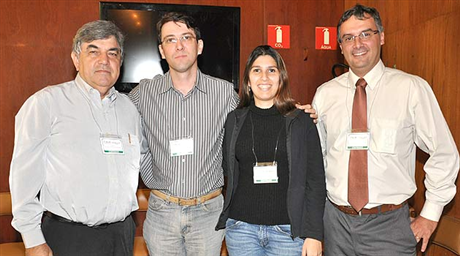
161;34;196;45
341;29;379;44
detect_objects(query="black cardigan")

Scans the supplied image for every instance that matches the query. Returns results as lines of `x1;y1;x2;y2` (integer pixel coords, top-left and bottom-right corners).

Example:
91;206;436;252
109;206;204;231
215;107;326;240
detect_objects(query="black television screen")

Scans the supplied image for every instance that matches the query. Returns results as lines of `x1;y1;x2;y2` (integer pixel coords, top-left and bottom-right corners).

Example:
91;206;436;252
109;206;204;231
100;2;240;92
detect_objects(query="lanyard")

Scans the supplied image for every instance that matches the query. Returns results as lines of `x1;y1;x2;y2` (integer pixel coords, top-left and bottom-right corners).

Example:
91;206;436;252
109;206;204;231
249;112;284;165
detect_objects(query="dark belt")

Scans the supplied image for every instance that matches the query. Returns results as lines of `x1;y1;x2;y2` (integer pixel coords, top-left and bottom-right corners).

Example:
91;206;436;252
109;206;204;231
152;189;222;206
44;211;128;229
331;200;407;216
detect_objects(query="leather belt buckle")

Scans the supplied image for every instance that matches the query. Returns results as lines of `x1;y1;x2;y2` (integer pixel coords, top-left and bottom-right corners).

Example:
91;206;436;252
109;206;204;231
153;189;221;206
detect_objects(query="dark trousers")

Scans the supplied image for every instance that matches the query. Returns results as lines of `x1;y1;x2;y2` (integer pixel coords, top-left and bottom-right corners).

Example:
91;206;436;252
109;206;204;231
323;200;417;256
42;213;136;256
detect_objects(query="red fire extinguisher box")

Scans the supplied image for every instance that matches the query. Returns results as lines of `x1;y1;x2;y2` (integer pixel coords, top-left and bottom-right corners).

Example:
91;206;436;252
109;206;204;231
268;25;290;49
315;27;337;50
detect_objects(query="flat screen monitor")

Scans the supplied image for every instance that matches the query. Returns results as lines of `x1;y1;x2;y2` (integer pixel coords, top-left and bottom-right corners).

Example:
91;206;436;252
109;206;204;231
100;2;240;92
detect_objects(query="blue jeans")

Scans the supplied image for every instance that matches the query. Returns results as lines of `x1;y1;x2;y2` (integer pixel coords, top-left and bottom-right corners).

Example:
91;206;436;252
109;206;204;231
143;192;225;256
225;218;304;256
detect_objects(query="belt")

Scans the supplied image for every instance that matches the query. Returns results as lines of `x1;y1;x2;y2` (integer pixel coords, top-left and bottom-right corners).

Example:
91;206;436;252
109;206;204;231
152;189;222;206
331;201;407;216
44;211;127;229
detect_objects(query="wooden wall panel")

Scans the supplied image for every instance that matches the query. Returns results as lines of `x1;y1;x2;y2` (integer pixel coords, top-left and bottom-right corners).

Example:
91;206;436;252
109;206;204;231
0;0;342;244
369;0;460;217
263;0;344;104
0;0;80;192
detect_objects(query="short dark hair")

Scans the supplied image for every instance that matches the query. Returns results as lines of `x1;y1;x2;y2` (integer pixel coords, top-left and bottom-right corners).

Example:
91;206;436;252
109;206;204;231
337;4;384;43
238;45;295;115
72;20;124;58
156;12;201;43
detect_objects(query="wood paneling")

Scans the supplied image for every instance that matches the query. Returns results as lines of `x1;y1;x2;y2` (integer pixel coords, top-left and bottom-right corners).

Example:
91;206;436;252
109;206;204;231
0;0;342;243
263;0;344;104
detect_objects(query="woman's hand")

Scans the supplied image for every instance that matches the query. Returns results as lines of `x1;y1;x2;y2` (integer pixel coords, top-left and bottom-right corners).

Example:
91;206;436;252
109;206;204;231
302;238;322;256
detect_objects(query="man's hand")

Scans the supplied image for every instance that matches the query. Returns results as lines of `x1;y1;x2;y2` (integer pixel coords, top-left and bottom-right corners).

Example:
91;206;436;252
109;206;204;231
302;238;322;256
295;103;318;123
410;216;438;252
25;243;53;256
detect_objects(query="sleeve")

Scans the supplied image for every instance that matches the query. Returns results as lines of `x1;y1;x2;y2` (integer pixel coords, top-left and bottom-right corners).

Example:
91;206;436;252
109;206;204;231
312;92;328;167
139;116;152;174
131;84;157;189
221;112;236;177
9;91;51;248
128;83;141;109
305;116;327;240
412;78;459;221
231;90;240;109
128;81;155;187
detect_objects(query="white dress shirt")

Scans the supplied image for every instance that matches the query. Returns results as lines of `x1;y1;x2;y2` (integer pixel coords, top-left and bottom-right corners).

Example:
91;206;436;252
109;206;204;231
313;60;459;222
10;74;147;248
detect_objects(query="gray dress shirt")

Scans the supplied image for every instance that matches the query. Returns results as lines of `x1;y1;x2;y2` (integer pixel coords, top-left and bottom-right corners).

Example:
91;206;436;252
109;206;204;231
10;74;147;248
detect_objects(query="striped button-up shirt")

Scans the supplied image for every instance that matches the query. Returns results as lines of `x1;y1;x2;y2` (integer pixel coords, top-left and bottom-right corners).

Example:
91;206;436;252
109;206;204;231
129;70;239;198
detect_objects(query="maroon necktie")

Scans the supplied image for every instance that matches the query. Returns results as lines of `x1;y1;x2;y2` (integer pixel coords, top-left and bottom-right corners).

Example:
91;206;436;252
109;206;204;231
348;78;369;212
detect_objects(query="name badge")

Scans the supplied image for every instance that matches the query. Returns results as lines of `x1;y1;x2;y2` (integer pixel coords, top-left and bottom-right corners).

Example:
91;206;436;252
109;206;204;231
100;134;124;154
253;162;278;184
346;132;370;150
170;138;194;157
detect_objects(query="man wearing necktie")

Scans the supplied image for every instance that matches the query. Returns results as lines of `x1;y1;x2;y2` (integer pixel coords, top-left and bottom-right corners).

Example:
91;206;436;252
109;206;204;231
312;4;459;255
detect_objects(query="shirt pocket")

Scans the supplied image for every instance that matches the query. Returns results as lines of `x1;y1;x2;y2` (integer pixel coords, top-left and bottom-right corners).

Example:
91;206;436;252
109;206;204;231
123;134;141;170
370;118;398;154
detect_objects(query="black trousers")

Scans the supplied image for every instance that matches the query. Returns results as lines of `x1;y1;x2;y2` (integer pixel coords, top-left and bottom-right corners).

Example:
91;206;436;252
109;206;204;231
42;213;136;256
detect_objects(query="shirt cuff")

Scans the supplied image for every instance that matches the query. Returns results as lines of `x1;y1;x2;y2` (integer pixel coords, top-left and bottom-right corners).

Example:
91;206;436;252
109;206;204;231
21;229;46;248
419;201;443;222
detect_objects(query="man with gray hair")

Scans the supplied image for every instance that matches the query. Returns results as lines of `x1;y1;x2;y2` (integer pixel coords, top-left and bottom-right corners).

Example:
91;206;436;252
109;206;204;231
10;20;147;256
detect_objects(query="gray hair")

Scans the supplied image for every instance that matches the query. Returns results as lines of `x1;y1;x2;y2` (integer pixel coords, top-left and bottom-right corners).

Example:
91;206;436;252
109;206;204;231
72;20;124;58
337;4;384;43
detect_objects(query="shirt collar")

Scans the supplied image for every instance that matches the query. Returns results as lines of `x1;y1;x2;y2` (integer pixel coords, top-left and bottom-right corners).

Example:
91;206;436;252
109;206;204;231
75;73;117;102
159;69;207;94
194;70;206;93
348;59;385;90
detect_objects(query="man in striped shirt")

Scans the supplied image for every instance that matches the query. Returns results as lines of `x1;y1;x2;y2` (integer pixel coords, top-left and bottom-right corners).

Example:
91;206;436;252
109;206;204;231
129;12;236;255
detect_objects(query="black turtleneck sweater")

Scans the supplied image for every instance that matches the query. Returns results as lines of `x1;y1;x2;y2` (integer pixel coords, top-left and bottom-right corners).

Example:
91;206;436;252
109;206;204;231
228;103;290;225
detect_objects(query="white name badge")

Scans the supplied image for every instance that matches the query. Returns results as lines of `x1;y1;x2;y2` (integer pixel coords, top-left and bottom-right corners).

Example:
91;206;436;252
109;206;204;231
346;132;370;150
100;134;124;154
170;138;194;157
253;162;279;184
